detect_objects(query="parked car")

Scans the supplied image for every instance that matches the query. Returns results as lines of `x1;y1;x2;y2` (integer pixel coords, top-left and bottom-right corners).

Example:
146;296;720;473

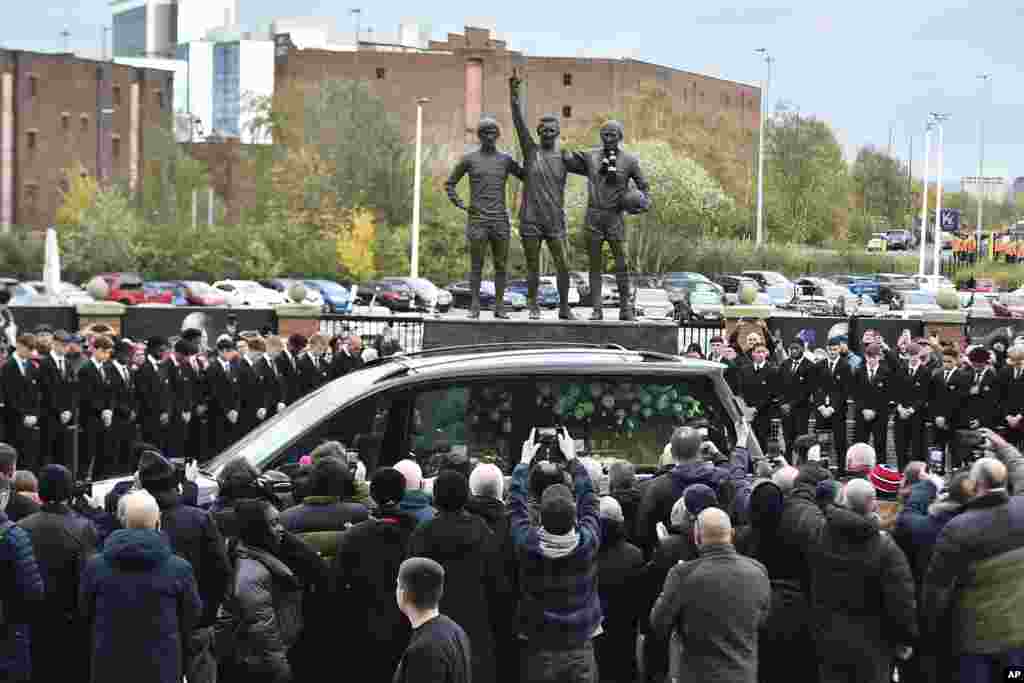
600;274;620;306
866;233;888;252
6;282;42;306
874;273;915;285
506;279;559;308
568;271;591;304
876;280;917;307
794;277;854;302
304;279;353;314
146;281;189;306
539;276;581;306
713;274;759;295
94;272;173;305
741;271;796;306
91;343;759;506
828;274;880;300
445;281;527;310
258;279;326;309
172;281;227;307
357;280;414;311
379;277;453;313
885;229;913;251
22;281;94;305
679;284;725;321
212;280;289;307
891;290;941;315
910;274;955;292
633;284;674;319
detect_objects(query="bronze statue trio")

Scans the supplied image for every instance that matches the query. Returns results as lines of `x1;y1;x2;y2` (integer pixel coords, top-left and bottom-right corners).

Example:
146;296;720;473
446;74;651;321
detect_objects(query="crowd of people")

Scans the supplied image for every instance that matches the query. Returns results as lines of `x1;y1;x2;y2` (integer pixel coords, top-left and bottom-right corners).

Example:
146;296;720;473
0;323;375;481
0;407;1016;681
700;320;1024;475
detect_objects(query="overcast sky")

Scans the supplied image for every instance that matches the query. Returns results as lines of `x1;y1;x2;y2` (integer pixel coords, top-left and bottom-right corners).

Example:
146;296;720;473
10;0;1021;185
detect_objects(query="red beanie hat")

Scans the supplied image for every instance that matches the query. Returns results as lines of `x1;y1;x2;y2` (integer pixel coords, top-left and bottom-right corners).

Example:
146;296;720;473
869;464;902;499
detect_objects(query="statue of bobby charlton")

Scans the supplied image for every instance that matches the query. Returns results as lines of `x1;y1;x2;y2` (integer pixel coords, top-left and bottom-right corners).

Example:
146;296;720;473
445;117;524;319
570;121;650;321
509;73;577;321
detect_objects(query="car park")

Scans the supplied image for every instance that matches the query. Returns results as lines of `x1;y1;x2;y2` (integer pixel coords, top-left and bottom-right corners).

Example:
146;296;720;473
506;279;560;308
24;281;95;305
444;281;526;311
911;275;955;292
876;280;917;307
885;229;913;251
357;279;414;311
212;280;289;307
304;279;353;314
92;343;758;504
259;278;326;309
891;290;940;315
177;281;228;307
146;282;189;306
633;285;674;319
568;271;591;304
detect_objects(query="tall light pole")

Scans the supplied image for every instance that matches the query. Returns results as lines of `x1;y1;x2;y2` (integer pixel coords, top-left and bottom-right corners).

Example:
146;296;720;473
754;48;772;247
976;73;991;258
350;9;362;48
410;97;429;278
932;113;950;275
918;120;934;276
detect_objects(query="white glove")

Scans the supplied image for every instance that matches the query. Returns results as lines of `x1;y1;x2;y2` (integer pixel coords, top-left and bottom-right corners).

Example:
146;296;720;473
897;646;913;661
83;491;104;511
970;386;980;396
277;402;286;414
558;427;577;462
227;410;238;424
185;460;199;483
60;411;72;425
927;473;945;492
257;408;267;421
780;403;792;416
160;412;169;425
196;404;207;416
817;405;830;417
969;419;981;429
23;415;37;429
101;409;113;428
862;409;876;422
521;429;540;465
182;412;191;424
655;521;670;542
934;416;947;429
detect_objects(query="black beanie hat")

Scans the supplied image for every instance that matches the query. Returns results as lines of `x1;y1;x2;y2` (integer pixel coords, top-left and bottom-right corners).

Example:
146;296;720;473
540;484;576;535
371;468;406;508
38;464;73;503
139;450;176;491
748;480;784;531
433;470;469;513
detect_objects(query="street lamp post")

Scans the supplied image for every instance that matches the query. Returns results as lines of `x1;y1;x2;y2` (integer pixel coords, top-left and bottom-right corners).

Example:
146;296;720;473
932;113;950;275
976;74;991;259
754;48;772;247
918;121;933;276
410;97;429;278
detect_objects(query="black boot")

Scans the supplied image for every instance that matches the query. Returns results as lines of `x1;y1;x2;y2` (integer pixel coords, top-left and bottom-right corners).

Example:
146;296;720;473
528;272;541;320
468;272;482;319
618;274;634;321
557;270;576;320
494;272;510;319
589;273;604;320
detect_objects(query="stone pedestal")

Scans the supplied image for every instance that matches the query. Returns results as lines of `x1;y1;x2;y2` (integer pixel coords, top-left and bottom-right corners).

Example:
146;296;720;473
923;310;967;348
422;318;680;356
723;305;774;350
76;302;126;336
274;304;322;339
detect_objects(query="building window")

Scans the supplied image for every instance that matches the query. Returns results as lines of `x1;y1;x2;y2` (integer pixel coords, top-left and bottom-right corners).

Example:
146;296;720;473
156;90;164;110
24;184;38;203
28;76;37;98
61;113;70;131
562;105;572;118
376;67;387;79
563;73;572;86
113;86;121;106
112;136;121;158
80;115;89;133
26;131;36;150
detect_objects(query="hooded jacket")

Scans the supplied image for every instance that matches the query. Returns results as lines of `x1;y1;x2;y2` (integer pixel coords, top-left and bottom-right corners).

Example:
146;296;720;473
634;447;751;553
81;529;202;683
595;517;645;683
408;509;507;683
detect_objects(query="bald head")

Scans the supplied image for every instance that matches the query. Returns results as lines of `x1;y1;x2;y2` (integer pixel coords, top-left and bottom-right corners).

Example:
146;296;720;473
846;443;877;474
772;465;799;494
469;463;504;500
393;460;423;492
970;457;1007;495
844;478;877;517
119;490;160;530
695;507;732;546
671;427;703;463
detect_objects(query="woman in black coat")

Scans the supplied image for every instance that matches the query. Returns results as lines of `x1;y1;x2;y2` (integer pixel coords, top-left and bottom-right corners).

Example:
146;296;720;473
407;470;508;683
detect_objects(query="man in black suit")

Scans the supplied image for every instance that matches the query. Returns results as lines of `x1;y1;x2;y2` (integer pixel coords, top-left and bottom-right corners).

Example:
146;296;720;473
962;346;998;430
930;346;971;465
108;339;139;477
135;336;173;453
1;334;41;472
181;328;210;463
997;346;1024;448
893;343;932;470
737;342;779;454
164;339;197;461
274;334;302;405
814;336;853;473
235;337;267;436
77;335;114;480
329;334;365;380
37;331;78;468
206;338;241;455
297;333;330;397
853;343;892;455
252;337;286;419
777;338;816;459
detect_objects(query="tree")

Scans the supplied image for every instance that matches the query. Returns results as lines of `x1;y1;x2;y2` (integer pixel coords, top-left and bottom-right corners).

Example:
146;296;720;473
55;164;99;228
63;187;140;280
764;103;850;245
851;146;911;228
337;208;376;281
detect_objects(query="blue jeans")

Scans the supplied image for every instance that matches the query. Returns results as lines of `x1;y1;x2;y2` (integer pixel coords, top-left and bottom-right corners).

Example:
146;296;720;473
522;640;598;683
959;649;1024;683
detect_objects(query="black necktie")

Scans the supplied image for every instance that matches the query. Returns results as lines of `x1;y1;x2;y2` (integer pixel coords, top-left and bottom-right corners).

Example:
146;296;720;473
1017;369;1021;381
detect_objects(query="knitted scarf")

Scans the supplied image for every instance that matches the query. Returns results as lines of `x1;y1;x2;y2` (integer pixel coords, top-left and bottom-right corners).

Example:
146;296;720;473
538;527;579;559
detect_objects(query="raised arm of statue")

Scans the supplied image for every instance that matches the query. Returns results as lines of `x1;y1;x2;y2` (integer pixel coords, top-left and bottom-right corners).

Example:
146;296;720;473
509;75;535;157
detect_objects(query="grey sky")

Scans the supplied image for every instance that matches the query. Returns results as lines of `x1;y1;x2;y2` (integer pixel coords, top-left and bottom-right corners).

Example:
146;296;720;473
8;0;1019;185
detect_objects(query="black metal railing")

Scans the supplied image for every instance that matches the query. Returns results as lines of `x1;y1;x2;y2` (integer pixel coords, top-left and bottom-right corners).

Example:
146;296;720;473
319;314;426;354
677;319;726;356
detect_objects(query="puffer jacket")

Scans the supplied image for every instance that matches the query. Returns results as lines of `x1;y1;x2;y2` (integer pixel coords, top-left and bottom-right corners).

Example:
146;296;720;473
217;542;303;683
0;512;44;680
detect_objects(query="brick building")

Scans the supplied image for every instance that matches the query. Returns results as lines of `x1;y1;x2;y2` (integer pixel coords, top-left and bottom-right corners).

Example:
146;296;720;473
0;49;174;230
274;25;761;161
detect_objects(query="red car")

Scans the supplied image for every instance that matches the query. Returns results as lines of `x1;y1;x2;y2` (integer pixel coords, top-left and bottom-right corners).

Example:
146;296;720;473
96;272;173;305
177;281;227;307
